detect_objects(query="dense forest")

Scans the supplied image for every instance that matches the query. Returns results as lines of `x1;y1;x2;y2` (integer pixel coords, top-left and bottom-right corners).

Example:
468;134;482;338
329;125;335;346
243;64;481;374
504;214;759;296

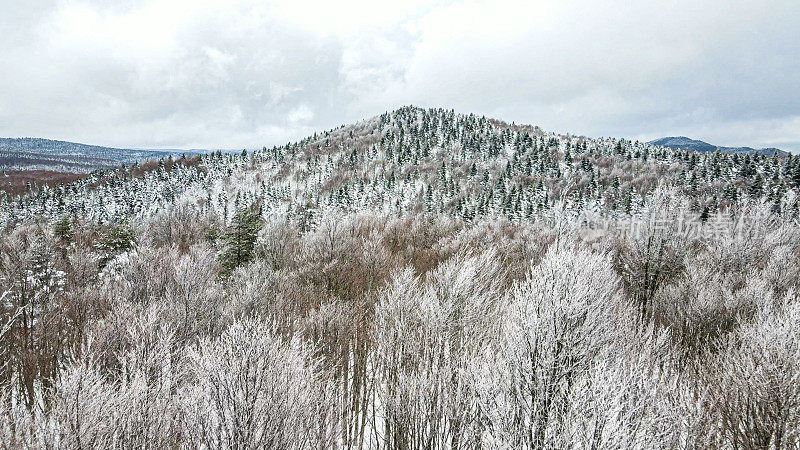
2;107;800;448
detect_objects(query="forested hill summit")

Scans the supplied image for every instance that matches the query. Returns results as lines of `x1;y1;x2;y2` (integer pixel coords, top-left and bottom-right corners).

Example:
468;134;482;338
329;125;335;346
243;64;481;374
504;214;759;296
1;105;799;226
649;136;789;156
0;137;189;172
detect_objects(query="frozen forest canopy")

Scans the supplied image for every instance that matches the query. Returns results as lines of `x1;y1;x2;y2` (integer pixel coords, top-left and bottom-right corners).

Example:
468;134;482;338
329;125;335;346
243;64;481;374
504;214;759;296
2;106;800;448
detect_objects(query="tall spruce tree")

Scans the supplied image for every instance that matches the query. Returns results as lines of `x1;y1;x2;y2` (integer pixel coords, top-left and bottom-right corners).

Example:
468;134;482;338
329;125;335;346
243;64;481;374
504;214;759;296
219;205;263;275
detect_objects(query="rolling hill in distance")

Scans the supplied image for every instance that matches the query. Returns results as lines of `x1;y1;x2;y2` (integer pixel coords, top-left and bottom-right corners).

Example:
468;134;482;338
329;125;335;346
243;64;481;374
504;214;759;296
0;137;198;173
649;136;789;156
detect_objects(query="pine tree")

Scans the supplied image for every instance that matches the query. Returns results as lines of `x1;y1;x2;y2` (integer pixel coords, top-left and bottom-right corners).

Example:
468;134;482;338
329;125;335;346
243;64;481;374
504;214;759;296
700;206;710;222
219;206;263;276
748;174;763;199
792;164;800;187
96;223;135;268
54;215;72;243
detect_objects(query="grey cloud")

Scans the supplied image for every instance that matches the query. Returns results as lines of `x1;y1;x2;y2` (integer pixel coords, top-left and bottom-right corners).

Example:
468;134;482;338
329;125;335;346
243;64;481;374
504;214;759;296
0;0;798;152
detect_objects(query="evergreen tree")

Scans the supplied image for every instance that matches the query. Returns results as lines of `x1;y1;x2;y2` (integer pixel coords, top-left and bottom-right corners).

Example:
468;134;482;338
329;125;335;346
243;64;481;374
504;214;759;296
96;222;135;268
699;206;710;222
219;206;263;276
53;215;72;243
748;174;763;199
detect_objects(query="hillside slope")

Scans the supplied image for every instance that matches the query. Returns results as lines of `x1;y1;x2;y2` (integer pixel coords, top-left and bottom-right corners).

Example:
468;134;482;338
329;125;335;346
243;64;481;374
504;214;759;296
2;106;799;227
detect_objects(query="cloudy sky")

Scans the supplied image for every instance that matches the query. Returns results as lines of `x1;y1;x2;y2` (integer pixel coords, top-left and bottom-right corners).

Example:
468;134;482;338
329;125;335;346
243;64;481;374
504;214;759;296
1;0;799;152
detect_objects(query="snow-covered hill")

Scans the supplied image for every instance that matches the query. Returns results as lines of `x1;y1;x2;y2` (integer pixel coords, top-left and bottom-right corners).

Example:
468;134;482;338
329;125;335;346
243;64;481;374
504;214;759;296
649;136;789;156
2;106;799;227
0;137;193;172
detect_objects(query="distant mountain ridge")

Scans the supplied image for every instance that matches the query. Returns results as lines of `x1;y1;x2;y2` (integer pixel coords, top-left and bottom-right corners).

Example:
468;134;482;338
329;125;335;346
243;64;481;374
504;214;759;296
0;137;193;173
649;136;788;156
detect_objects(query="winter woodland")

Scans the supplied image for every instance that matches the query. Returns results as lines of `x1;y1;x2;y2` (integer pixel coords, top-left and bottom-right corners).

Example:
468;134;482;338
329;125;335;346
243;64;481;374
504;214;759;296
2;107;800;448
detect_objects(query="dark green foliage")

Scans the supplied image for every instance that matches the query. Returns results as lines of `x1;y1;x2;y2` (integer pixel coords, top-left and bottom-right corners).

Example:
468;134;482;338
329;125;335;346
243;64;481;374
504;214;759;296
95;222;135;267
101;225;134;252
53;215;72;243
205;222;222;246
218;206;263;275
700;206;710;222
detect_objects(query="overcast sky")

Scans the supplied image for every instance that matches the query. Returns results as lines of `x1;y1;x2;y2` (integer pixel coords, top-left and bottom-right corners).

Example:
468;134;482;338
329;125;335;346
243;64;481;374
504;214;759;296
1;0;799;152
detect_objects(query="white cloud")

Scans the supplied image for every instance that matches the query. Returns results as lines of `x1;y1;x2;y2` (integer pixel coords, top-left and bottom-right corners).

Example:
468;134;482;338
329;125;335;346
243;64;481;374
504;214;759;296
287;104;314;124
